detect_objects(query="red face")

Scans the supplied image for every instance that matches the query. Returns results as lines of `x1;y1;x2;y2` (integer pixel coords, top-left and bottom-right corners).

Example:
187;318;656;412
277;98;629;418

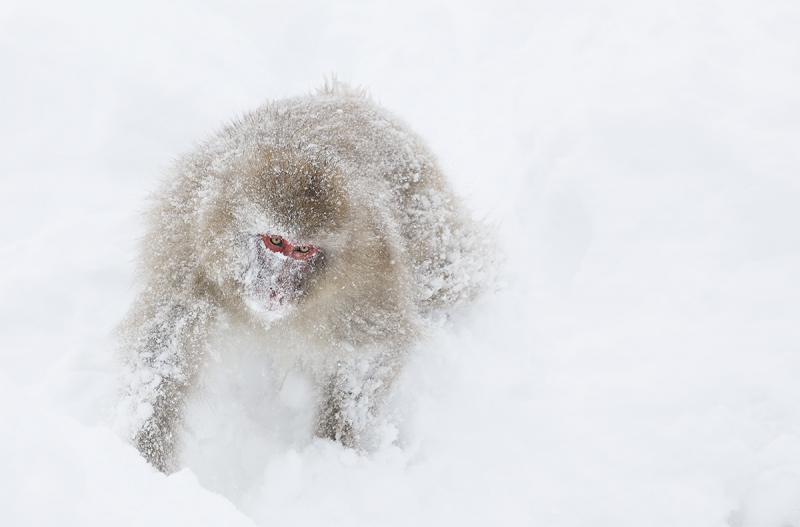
262;234;320;260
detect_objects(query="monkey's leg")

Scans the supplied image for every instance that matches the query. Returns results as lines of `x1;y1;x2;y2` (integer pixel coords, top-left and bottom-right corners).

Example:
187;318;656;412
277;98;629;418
314;355;398;450
119;298;213;473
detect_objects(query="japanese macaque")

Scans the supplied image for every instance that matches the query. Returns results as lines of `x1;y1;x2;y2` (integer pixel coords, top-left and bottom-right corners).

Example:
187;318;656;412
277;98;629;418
116;80;491;473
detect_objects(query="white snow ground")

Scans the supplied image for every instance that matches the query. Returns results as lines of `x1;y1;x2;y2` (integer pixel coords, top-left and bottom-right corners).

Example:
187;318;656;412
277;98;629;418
1;0;798;525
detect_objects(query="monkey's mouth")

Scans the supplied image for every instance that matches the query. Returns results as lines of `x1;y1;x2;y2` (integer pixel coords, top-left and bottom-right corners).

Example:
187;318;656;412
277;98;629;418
252;275;301;308
243;284;297;323
268;289;289;305
241;263;306;322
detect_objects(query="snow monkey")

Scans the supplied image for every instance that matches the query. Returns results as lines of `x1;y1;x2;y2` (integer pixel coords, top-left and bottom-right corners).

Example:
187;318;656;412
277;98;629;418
116;81;491;473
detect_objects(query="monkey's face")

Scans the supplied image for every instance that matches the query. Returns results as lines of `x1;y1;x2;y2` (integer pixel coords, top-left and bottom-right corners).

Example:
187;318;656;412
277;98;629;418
236;230;323;324
221;147;343;325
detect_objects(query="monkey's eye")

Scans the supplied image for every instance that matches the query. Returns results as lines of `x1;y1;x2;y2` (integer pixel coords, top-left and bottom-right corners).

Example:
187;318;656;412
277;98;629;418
291;244;319;260
263;234;318;259
263;235;287;255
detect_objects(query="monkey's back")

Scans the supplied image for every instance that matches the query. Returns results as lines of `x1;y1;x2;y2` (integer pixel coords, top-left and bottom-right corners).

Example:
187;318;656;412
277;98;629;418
234;91;491;312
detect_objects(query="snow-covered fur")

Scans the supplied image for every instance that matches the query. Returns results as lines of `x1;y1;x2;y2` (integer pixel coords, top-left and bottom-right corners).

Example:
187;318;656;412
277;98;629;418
116;83;492;473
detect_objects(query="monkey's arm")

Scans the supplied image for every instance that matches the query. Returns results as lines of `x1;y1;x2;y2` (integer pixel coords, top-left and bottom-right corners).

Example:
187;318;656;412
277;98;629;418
117;292;215;473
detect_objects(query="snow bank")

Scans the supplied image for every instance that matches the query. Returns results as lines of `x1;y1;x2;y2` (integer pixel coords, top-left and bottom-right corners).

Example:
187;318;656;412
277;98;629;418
0;383;256;526
1;0;798;525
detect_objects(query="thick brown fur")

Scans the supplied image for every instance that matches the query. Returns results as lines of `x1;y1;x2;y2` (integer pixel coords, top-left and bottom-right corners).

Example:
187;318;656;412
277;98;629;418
116;82;491;473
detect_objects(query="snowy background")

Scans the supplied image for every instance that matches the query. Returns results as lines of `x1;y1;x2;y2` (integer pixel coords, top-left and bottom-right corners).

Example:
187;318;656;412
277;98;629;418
1;0;799;525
